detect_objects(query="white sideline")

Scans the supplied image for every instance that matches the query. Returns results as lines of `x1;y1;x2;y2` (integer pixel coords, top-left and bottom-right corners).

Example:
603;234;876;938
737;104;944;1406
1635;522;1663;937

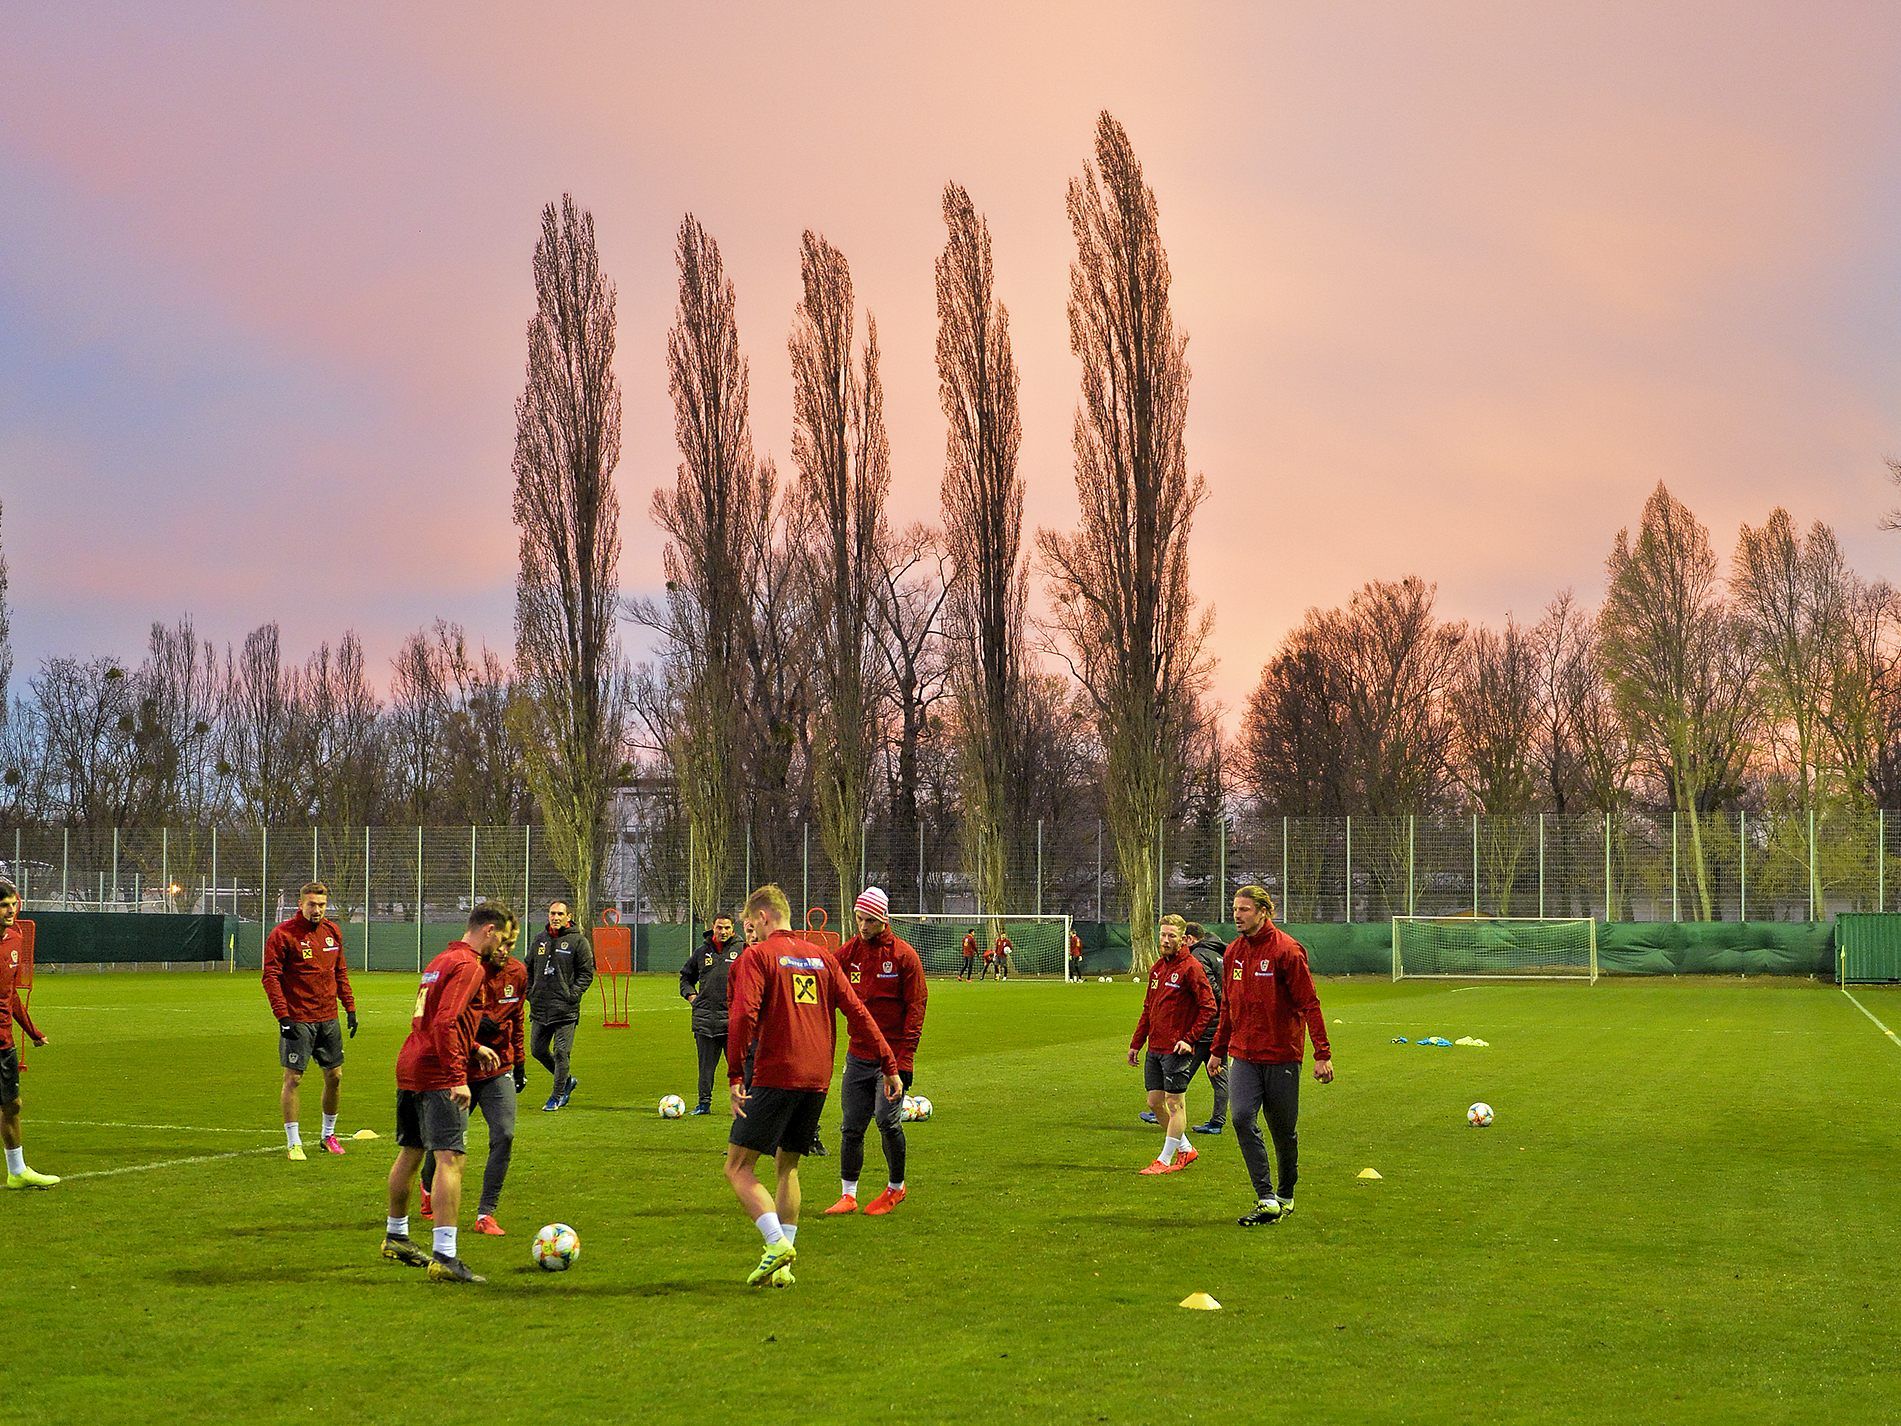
1839;987;1901;1049
61;1145;285;1181
41;1118;281;1136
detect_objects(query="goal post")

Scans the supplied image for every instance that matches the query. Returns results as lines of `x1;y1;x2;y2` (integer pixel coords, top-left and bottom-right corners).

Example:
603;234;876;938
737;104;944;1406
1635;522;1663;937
1835;913;1901;985
885;913;1077;980
1392;916;1598;982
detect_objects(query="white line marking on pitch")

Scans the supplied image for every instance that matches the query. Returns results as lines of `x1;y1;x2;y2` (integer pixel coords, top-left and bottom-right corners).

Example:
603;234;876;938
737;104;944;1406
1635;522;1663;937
41;1119;282;1136
60;1145;285;1181
1840;988;1901;1049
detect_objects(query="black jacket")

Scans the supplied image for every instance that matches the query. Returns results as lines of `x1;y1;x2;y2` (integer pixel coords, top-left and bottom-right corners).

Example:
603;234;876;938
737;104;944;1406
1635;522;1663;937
680;931;740;1037
525;925;595;1023
1190;936;1227;1010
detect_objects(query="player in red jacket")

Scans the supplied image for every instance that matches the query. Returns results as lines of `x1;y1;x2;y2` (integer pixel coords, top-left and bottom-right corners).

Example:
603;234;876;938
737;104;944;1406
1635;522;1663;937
379;903;518;1285
261;882;358;1160
824;887;927;1217
723;884;900;1289
1208;885;1333;1226
422;947;528;1236
1127;915;1217;1175
959;930;978;981
0;880;55;1189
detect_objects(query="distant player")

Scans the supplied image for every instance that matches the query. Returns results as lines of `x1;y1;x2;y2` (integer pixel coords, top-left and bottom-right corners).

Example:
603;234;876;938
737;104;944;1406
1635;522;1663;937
525;900;593;1111
380;903;517;1284
0;880;56;1189
421;939;527;1236
1128;915;1216;1174
1183;921;1230;1135
1208;886;1333;1226
825;888;926;1217
261;881;358;1160
992;930;1013;980
682;914;741;1114
1068;929;1085;980
959;930;977;982
723;884;900;1289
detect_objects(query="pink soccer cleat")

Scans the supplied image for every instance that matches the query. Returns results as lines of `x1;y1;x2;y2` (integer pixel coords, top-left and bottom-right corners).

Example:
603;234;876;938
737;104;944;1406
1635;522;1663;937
321;1135;346;1156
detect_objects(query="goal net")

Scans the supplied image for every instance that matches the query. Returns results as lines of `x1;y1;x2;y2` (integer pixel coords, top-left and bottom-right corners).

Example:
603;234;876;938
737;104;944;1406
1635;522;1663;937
1392;916;1598;982
1835;913;1901;985
886;914;1077;980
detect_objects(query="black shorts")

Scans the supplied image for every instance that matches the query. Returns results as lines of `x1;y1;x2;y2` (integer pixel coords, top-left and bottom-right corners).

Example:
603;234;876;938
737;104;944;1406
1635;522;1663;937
0;1044;17;1104
1144;1049;1195;1095
280;1019;345;1073
728;1084;828;1157
395;1088;469;1154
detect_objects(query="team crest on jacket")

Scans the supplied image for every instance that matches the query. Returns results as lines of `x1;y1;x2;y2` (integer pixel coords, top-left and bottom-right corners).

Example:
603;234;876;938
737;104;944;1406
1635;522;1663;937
726;949;737;961
325;937;336;948
1168;973;1180;985
882;961;893;973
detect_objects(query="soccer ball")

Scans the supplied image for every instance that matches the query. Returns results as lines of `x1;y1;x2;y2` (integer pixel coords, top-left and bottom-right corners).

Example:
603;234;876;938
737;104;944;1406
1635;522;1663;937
901;1095;920;1121
1467;1102;1494;1128
658;1094;686;1118
532;1223;580;1272
912;1095;933;1121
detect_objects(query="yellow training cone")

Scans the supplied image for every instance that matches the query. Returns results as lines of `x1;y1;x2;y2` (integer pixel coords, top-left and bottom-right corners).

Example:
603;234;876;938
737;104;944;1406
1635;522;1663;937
1357;1168;1382;1180
1179;1292;1222;1311
351;1129;381;1140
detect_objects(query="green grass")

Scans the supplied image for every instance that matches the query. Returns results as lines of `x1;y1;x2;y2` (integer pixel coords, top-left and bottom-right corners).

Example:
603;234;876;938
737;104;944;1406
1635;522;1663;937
6;969;1900;1424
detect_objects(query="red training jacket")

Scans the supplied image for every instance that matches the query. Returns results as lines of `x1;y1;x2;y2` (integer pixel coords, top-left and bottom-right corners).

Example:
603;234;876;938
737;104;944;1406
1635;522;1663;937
396;942;487;1092
1130;946;1217;1054
472;954;528;1078
261;915;356;1023
1212;924;1331;1065
0;924;42;1052
836;929;927;1072
962;934;977;960
726;929;897;1092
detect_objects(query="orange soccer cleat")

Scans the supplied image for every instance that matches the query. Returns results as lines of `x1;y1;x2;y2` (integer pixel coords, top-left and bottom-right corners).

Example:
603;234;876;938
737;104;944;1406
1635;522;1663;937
419;1188;433;1220
863;1187;907;1216
473;1214;506;1236
1171;1146;1199;1171
1138;1159;1172;1175
823;1194;859;1216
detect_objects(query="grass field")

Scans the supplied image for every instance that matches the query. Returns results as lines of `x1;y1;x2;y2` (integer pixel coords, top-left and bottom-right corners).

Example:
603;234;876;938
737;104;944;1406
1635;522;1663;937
5;968;1900;1425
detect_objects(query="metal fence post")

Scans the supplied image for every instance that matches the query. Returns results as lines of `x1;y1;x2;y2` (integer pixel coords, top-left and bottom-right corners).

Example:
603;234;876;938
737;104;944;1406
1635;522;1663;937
1217;815;1227;921
211;827;219;918
687;828;695;933
1808;807;1817;921
1282;815;1290;920
1036;819;1044;918
260;825;270;958
522;825;530;927
745;824;752;901
1470;814;1478;916
311;825;319;885
860;819;868;905
415;826;424;971
62;827;69;906
1538;813;1546;918
1671;811;1680;922
1407;814;1416;916
1740;810;1748;921
1344;815;1353;924
802;821;810;919
916;820;924;912
161;826;169;908
1095;819;1103;921
112;826;120;906
1603;811;1612;921
11;829;19;905
1880;809;1887;912
469;825;477;912
365;826;374;962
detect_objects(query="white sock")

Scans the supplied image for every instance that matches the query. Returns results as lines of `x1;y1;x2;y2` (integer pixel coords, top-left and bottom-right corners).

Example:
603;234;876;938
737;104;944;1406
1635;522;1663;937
783;1223;798;1245
754;1211;784;1245
4;1147;23;1175
285;1122;301;1148
889;1181;904;1192
433;1226;457;1258
1159;1136;1180;1165
386;1215;408;1237
841;1179;859;1199
321;1113;337;1138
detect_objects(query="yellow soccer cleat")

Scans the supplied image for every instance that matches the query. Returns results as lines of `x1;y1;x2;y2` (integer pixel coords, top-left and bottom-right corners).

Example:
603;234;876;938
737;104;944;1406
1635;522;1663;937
769;1264;796;1288
4;1168;59;1189
381;1235;431;1267
745;1238;796;1287
287;1143;307;1162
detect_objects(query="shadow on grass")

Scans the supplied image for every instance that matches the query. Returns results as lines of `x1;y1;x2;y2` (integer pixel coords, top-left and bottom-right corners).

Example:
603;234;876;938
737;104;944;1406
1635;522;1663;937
167;1262;364;1287
506;1265;711;1297
620;1204;728;1218
225;1220;385;1237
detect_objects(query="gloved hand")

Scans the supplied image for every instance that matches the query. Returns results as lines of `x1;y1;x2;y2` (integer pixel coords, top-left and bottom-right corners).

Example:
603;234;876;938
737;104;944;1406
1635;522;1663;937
346;1010;359;1038
279;1020;296;1039
513;1066;527;1094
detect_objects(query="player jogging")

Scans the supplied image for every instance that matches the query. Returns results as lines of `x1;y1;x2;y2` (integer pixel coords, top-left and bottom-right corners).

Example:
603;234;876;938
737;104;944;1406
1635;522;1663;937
0;880;55;1189
959;930;977;982
825;887;926;1217
1128;914;1217;1175
380;903;517;1284
1183;921;1230;1135
421;944;527;1236
1208;886;1333;1226
261;881;358;1160
525;900;593;1111
681;915;741;1114
723;884;900;1289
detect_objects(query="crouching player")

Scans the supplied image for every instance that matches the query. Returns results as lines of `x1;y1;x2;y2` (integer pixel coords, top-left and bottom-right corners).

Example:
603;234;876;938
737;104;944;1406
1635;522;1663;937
723;884;900;1288
381;903;517;1283
1127;914;1216;1175
422;935;527;1235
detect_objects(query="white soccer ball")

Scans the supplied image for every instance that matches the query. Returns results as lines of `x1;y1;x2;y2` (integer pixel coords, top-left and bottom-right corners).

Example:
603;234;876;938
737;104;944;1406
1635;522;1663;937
532;1222;581;1271
1467;1102;1494;1128
912;1095;933;1121
658;1094;686;1118
901;1095;920;1121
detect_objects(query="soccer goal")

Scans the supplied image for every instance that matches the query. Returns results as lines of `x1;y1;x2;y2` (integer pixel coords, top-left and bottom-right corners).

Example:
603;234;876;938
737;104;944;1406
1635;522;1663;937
1835;914;1901;984
1392;916;1598;982
886;913;1077;980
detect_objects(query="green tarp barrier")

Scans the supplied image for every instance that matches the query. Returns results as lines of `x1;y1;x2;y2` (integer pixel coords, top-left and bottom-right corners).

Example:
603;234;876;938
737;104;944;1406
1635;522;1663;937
28;911;231;964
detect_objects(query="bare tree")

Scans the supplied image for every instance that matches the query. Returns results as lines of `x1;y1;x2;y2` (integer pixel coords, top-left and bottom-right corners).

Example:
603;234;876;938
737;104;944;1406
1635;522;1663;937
138;618;225;826
387;629;452;824
936;181;1031;918
221;624;313;825
873;523;954;906
1829;579;1901;806
791;231;888;917
1452;619;1539;814
510;194;626;924
1237;627;1355;815
637;215;757;922
1599;483;1757;918
304;633;383;830
1038;113;1211;968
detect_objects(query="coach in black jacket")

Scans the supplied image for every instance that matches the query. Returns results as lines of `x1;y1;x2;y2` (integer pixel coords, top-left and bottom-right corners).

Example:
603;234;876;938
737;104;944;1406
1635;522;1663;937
1185;922;1231;1134
680;915;740;1115
526;902;594;1112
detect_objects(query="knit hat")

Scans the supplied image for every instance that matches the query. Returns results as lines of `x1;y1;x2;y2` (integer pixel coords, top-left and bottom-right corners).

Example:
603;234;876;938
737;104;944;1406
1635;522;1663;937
854;887;890;921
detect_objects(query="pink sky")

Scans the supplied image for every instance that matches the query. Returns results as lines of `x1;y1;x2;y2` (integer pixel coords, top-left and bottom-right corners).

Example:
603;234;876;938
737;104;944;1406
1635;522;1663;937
3;3;1898;724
